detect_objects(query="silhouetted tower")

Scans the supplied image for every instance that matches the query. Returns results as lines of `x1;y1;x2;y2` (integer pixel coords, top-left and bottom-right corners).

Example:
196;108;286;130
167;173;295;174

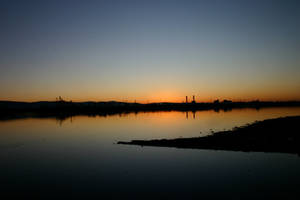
192;95;196;103
186;96;188;103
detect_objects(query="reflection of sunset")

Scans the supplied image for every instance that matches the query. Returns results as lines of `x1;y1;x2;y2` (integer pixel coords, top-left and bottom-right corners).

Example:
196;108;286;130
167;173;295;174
1;1;300;199
2;107;300;139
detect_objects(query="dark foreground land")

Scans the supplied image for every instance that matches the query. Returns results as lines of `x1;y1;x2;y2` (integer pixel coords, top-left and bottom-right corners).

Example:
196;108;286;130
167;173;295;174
118;116;300;155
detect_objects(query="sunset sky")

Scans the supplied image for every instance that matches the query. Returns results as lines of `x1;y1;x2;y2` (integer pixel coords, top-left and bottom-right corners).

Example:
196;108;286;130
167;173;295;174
1;0;299;102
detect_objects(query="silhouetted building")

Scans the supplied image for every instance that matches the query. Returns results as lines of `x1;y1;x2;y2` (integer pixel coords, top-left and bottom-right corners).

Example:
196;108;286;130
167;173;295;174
186;96;188;103
214;99;220;104
192;95;196;104
223;99;232;104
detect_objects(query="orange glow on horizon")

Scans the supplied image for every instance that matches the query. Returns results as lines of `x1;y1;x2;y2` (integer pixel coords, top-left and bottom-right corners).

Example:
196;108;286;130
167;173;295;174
1;93;300;103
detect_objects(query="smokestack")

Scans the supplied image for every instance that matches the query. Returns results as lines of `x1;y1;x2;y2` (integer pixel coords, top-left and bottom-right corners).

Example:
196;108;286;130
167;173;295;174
186;96;188;103
192;95;196;103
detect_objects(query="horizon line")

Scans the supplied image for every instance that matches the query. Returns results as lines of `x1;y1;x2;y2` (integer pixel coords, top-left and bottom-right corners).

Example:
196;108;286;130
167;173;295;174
2;99;300;104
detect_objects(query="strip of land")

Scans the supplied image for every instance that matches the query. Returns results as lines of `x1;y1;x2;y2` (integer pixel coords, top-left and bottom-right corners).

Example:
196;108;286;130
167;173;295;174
1;100;300;122
118;116;300;155
1;100;300;115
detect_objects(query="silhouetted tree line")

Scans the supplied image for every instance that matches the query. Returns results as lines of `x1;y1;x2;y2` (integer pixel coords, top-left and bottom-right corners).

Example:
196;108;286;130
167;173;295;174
1;100;300;117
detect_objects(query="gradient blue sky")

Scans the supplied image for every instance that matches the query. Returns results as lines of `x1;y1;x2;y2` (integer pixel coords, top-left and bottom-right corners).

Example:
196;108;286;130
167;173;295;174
1;0;299;102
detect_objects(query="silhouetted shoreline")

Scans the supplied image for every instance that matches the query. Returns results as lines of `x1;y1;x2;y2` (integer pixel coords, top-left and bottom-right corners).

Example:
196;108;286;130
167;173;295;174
118;116;300;155
1;100;300;115
1;100;300;121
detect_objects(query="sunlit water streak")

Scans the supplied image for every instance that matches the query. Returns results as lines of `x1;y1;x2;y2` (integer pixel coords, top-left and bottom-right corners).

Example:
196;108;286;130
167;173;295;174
0;107;300;199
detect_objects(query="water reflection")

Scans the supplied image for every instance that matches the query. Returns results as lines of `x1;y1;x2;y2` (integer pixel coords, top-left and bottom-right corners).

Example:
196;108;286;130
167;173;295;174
2;107;300;125
1;107;300;149
1;107;300;199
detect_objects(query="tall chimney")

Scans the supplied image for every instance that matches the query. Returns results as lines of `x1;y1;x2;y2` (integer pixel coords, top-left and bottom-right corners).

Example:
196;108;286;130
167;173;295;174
186;96;188;103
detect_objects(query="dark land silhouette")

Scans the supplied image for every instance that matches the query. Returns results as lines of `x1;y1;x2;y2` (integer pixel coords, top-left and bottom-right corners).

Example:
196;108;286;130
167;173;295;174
118;116;300;155
1;100;300;116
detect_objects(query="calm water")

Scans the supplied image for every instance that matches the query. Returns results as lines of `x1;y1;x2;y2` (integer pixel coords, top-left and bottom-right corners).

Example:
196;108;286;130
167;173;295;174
1;107;300;199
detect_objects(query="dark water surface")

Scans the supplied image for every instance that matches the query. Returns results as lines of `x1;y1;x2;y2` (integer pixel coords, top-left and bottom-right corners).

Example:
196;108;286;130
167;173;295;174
1;107;300;199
